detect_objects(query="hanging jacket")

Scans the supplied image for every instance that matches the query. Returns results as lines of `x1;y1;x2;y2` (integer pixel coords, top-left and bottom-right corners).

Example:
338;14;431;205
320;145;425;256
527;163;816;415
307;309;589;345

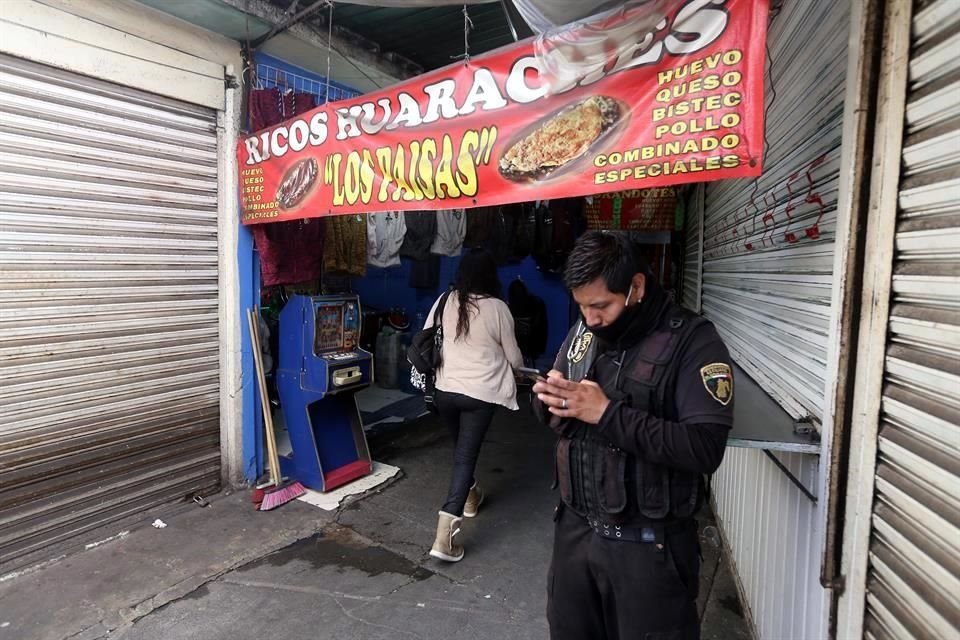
249;87;324;285
251;218;325;286
431;209;466;257
324;214;367;277
533;203;554;271
367;211;407;268
508;279;548;360
464;207;498;249
400;211;438;261
511;203;538;261
487;207;513;266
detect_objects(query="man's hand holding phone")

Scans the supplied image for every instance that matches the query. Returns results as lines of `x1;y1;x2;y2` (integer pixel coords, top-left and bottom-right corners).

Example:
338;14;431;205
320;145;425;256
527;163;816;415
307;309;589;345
515;366;547;383
533;370;610;425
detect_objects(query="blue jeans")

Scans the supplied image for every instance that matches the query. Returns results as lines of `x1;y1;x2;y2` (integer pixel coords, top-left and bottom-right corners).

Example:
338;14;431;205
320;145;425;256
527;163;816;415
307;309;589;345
435;390;497;516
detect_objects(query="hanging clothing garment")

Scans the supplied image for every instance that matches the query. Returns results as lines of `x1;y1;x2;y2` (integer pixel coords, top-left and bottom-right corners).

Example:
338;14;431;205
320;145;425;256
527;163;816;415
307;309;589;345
251;218;325;286
286;91;316;119
249;87;282;131
464;207;498;249
367;211;407;268
409;254;441;290
534;199;583;273
324;214;368;277
511;203;538;262
248;86;324;285
533;203;554;271
400;212;438;261
431;209;467;257
551;198;581;257
249;87;315;129
507;279;549;361
488;207;514;266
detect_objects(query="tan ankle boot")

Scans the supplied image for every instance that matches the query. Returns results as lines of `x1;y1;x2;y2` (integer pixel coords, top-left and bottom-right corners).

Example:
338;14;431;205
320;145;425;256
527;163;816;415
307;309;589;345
429;511;464;562
463;483;484;518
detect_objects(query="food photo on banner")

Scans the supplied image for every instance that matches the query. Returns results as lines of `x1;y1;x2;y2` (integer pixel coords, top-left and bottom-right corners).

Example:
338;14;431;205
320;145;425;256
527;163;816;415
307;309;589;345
237;0;769;223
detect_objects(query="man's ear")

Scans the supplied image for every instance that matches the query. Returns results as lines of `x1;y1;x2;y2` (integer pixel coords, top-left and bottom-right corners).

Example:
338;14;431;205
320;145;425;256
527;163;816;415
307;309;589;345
631;273;647;304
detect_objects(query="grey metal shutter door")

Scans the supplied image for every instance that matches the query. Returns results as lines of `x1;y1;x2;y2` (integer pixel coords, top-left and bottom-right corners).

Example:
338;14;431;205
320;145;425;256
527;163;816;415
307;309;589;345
865;2;960;638
0;54;221;569
681;184;703;312
701;0;848;422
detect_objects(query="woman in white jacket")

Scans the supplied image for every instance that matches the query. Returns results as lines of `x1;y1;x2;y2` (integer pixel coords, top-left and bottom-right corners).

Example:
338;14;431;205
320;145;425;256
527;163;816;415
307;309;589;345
425;249;523;562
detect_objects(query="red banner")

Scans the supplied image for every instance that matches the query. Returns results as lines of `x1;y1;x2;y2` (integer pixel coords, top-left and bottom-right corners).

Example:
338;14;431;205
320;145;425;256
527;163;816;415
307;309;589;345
239;0;768;225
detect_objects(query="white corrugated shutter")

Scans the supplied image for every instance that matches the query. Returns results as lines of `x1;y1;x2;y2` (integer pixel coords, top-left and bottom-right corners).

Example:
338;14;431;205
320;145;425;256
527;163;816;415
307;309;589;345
681;184;703;312
701;0;848;422
0;54;222;569
864;2;960;638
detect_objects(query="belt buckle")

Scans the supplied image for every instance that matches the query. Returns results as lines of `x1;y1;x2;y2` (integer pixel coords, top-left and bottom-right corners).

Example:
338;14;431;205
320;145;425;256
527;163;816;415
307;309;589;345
641;527;656;543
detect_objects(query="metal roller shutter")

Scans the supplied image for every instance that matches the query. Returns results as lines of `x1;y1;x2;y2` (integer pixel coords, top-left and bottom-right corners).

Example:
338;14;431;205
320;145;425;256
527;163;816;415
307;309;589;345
701;0;848;422
865;2;960;638
681;184;703;312
0;54;221;569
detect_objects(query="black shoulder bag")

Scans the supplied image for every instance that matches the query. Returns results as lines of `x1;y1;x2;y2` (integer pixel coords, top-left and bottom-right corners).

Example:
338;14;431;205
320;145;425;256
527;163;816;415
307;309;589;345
407;291;451;413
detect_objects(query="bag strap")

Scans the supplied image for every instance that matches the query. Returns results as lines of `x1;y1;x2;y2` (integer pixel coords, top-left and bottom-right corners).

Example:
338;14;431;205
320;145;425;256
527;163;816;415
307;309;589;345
433;291;451;331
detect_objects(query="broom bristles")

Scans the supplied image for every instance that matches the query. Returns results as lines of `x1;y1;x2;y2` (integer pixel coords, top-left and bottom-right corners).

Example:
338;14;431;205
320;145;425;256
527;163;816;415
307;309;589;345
259;481;306;511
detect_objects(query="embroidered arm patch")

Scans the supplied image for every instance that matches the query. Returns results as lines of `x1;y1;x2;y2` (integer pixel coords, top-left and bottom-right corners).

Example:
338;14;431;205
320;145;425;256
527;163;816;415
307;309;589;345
700;363;733;406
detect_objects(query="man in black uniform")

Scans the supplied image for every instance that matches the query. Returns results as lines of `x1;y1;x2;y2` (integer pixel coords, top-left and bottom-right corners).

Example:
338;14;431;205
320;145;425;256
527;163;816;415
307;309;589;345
532;231;734;640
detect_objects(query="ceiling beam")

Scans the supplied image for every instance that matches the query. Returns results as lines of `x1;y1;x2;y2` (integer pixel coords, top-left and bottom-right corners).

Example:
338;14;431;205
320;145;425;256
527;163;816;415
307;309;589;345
251;0;328;47
219;0;421;79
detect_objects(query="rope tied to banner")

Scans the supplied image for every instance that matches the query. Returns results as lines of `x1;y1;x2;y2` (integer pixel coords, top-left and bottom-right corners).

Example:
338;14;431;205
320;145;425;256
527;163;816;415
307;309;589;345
325;0;334;105
452;4;474;65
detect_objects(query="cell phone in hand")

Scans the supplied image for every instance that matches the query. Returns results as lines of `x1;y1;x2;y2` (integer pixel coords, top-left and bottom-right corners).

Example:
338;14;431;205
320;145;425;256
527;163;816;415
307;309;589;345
515;366;547;383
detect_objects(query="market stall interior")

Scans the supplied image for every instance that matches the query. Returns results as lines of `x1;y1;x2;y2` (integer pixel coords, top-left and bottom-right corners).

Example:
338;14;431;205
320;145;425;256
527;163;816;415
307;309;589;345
238;1;752;490
252;171;688;487
240;47;691;491
235;1;782;499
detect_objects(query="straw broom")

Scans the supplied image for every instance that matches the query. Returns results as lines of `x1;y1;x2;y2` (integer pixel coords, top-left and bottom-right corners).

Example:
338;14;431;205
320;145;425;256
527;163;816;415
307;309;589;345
247;308;305;510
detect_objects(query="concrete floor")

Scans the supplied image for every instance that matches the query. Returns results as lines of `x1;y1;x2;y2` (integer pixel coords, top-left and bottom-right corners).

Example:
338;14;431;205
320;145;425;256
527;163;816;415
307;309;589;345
0;398;751;640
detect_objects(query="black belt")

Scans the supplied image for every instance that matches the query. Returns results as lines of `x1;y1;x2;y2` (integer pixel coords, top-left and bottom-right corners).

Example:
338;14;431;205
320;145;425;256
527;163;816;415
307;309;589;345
587;517;661;544
558;502;689;546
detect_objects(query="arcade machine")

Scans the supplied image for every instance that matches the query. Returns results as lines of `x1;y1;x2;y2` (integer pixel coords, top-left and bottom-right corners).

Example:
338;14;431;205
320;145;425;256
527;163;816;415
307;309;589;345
276;294;374;492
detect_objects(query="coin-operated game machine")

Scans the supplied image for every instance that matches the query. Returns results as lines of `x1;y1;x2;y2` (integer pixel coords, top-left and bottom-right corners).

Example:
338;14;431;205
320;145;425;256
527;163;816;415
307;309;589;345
276;294;373;492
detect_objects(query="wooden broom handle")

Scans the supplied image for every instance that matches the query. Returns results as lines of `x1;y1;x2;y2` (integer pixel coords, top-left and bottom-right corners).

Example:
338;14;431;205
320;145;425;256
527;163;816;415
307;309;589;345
247;309;281;487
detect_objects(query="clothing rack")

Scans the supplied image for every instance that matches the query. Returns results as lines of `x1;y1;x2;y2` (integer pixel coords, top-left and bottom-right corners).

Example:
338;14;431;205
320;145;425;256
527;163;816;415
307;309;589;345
255;63;359;105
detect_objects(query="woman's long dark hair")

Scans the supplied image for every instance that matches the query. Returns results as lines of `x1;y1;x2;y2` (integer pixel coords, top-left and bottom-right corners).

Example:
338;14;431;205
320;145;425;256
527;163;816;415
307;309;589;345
452;249;501;340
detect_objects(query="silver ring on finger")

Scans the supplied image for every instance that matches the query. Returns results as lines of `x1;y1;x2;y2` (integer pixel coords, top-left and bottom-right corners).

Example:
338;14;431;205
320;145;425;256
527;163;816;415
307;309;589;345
562;398;568;409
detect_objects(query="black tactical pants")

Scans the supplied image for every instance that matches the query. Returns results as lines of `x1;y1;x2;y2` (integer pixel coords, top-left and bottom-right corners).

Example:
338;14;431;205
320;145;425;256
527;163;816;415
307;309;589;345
547;504;701;640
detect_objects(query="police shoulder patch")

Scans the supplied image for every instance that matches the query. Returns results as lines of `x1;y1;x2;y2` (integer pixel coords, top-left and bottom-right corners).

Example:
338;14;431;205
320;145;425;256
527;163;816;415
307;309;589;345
700;363;733;406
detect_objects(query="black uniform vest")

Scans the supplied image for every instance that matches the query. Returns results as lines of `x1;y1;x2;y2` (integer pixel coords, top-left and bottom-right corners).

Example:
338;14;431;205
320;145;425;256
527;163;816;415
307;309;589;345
555;307;708;524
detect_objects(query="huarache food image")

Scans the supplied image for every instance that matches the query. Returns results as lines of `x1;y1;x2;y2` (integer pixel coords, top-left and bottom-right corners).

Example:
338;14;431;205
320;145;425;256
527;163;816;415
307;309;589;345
498;96;623;181
276;158;319;210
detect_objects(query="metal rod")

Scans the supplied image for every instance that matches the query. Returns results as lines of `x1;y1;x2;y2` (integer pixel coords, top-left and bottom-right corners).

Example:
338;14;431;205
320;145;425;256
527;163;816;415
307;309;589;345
252;0;329;49
763;449;818;503
500;0;520;41
325;1;333;104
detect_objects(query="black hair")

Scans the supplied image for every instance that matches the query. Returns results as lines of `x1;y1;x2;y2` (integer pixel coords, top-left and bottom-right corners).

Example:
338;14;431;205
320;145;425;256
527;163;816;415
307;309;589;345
563;231;649;294
453;249;501;340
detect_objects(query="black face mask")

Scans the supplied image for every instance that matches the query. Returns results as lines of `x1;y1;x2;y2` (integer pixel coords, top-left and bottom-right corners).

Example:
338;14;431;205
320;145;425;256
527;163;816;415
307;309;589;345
587;301;642;346
585;282;666;348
